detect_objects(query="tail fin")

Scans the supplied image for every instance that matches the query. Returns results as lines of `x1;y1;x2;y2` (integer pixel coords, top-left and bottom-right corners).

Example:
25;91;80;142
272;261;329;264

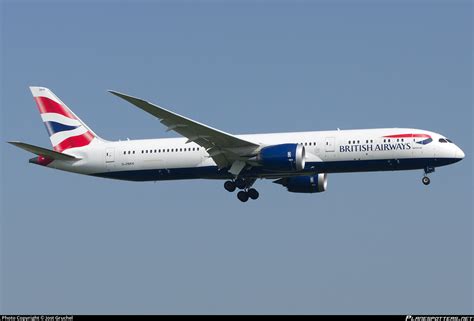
30;86;103;152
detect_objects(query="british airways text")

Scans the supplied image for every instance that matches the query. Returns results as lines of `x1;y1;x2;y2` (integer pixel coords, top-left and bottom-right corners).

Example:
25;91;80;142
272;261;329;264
340;142;412;153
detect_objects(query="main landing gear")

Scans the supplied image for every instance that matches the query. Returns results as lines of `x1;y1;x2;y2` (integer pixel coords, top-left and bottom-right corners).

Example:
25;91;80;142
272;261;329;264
224;178;259;202
422;166;435;185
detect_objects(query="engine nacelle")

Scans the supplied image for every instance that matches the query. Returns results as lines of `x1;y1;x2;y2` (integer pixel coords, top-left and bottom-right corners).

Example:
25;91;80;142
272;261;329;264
274;173;328;193
257;144;305;172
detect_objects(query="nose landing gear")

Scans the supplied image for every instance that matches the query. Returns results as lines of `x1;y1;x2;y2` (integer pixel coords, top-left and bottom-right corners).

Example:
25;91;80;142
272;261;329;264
422;176;431;185
422;166;435;185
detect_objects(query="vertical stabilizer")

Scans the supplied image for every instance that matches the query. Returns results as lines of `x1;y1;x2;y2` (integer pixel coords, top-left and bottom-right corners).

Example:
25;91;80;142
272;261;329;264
30;86;103;152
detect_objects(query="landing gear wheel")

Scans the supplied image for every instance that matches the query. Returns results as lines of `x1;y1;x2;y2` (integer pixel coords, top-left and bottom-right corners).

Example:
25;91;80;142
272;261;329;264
422;176;430;185
247;188;259;200
235;178;246;190
237;191;249;202
224;180;236;192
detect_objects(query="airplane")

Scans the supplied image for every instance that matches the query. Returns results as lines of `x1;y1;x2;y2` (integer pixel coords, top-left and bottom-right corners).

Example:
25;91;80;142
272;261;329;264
9;87;465;202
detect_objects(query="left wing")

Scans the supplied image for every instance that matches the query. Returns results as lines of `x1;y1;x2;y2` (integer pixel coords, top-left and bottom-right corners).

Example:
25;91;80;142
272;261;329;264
109;90;260;170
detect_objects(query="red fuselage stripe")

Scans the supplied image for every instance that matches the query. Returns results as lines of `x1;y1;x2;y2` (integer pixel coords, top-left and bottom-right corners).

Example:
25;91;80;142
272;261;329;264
383;134;431;138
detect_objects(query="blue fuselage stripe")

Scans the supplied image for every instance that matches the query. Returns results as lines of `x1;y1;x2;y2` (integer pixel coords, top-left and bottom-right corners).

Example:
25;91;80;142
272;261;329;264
90;157;461;182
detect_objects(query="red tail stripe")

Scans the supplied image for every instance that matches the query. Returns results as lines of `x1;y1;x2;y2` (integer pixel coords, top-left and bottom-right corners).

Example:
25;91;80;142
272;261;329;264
53;131;94;152
383;134;431;138
34;96;77;119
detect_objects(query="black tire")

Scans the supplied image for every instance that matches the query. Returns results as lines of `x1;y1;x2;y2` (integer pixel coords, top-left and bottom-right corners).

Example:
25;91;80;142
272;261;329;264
247;188;259;200
237;191;249;202
224;180;236;192
422;176;430;185
235;178;246;190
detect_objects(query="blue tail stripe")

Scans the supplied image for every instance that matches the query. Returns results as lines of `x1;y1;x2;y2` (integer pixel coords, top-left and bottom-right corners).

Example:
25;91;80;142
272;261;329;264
43;121;79;136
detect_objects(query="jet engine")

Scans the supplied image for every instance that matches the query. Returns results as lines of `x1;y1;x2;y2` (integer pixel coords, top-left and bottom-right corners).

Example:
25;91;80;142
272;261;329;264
257;143;305;171
274;173;328;193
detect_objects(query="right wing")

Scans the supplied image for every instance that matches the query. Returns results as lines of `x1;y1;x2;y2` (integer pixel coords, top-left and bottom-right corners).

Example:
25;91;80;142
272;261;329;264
8;141;79;160
109;90;261;170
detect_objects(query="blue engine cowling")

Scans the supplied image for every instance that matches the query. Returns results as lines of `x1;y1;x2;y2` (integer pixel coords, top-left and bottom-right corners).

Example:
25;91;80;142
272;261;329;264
274;174;328;193
257;143;305;172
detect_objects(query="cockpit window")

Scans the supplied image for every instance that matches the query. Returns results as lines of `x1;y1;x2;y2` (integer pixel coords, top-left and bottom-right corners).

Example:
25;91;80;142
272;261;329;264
446;139;453;143
439;138;447;143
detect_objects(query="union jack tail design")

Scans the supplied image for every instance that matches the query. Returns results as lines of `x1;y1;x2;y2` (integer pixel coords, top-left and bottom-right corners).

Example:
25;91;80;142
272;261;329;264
30;86;102;153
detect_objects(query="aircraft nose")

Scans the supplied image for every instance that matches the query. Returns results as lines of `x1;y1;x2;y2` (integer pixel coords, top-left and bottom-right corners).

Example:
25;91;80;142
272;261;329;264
455;146;465;159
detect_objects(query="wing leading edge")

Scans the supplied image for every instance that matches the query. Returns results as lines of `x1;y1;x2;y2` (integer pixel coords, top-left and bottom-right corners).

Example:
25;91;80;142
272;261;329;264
109;90;260;170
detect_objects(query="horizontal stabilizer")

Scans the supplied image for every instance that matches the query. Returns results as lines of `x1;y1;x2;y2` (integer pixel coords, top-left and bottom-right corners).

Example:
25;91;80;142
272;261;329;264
8;141;79;160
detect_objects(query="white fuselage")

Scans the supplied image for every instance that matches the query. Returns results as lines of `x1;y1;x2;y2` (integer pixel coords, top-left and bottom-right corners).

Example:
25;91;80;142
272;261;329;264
45;127;464;181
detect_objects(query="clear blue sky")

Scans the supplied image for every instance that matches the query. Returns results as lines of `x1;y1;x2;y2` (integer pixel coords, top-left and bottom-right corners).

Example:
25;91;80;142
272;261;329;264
1;0;472;314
